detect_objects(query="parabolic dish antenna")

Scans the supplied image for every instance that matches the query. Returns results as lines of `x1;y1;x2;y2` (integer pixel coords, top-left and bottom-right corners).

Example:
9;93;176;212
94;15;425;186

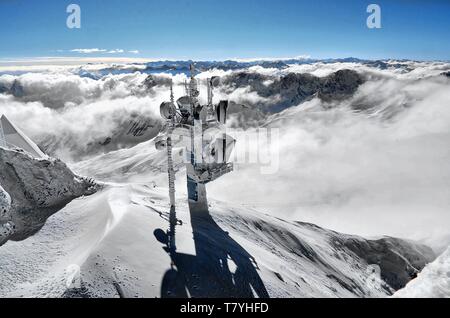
160;102;175;120
210;76;221;88
155;135;167;150
176;96;191;110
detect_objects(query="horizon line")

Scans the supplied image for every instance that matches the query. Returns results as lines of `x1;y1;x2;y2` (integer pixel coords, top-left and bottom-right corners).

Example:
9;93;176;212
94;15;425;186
0;55;449;66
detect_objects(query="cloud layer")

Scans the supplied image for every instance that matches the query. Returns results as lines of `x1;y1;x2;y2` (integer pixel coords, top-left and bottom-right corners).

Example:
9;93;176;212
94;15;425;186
209;69;450;249
69;48;140;54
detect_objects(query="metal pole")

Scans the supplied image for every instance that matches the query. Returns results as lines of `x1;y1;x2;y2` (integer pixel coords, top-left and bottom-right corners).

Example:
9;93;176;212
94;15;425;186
166;81;177;254
167;81;176;209
166;134;176;209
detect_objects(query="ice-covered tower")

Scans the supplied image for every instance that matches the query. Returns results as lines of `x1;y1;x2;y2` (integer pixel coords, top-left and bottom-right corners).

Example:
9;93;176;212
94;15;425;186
156;64;235;217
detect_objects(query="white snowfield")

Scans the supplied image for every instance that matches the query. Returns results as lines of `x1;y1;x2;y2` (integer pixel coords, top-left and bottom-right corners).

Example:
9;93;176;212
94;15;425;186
394;248;450;298
0;180;435;298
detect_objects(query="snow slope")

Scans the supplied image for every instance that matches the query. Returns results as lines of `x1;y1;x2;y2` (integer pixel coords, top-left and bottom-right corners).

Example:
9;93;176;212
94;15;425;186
0;182;434;298
394;247;450;298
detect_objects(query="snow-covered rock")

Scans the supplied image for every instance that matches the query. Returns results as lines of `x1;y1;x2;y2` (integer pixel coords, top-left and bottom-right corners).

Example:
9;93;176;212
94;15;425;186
394;247;450;298
0;146;98;245
0;185;14;243
0;184;11;221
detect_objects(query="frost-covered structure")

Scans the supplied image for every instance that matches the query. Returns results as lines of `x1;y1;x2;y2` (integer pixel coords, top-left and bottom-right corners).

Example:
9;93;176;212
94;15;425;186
156;65;234;215
0;146;98;246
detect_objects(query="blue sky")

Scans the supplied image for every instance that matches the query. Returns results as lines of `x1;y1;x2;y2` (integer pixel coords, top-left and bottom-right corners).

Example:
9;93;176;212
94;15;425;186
0;0;449;61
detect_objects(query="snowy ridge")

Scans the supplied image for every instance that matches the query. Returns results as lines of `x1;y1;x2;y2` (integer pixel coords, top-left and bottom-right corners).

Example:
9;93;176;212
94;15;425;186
394;248;450;298
0;183;434;298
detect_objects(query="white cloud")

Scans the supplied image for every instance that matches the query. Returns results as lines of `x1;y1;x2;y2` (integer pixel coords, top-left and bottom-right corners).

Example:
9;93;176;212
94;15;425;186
69;48;136;55
0;57;155;72
208;68;450;248
106;49;125;54
231;55;311;62
71;48;107;54
0;71;163;160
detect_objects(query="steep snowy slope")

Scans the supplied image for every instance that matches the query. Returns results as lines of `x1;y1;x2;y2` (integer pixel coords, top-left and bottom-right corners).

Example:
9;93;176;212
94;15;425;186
72;138;172;183
394;248;450;298
0;132;437;298
0;182;434;298
0;147;97;246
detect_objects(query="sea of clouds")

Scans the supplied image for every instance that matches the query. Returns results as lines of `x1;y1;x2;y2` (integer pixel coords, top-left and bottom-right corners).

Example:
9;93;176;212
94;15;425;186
209;61;450;250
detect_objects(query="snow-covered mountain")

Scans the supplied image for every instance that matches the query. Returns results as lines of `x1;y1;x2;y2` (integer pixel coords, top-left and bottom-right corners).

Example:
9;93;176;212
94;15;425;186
0;132;436;298
0;180;435;298
1;58;450;298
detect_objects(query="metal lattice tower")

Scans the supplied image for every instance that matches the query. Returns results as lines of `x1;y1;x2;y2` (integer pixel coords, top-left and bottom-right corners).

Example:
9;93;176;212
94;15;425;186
156;64;234;219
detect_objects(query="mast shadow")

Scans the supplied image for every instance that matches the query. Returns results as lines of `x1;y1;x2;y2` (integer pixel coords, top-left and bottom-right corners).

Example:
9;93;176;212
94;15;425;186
154;207;269;298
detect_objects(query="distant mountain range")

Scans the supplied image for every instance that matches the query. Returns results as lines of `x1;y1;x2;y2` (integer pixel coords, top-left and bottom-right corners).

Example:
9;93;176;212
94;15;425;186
75;58;416;79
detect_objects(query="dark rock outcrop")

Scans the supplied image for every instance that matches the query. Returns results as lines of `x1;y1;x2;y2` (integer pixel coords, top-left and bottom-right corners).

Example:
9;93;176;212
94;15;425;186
10;79;25;98
333;236;435;291
143;74;172;90
318;69;365;102
223;69;365;112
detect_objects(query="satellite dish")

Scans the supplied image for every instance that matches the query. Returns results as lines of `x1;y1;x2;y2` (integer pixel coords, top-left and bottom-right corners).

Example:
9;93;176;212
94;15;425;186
160;102;175;120
210;76;221;88
176;96;191;110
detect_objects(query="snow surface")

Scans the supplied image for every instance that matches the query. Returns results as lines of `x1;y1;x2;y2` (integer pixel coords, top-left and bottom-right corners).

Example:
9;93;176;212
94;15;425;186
62;134;441;298
0;178;434;298
0;127;437;298
394;248;450;298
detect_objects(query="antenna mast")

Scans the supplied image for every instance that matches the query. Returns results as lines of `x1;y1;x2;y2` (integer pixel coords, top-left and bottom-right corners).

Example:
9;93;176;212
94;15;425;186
156;65;234;218
167;80;176;211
